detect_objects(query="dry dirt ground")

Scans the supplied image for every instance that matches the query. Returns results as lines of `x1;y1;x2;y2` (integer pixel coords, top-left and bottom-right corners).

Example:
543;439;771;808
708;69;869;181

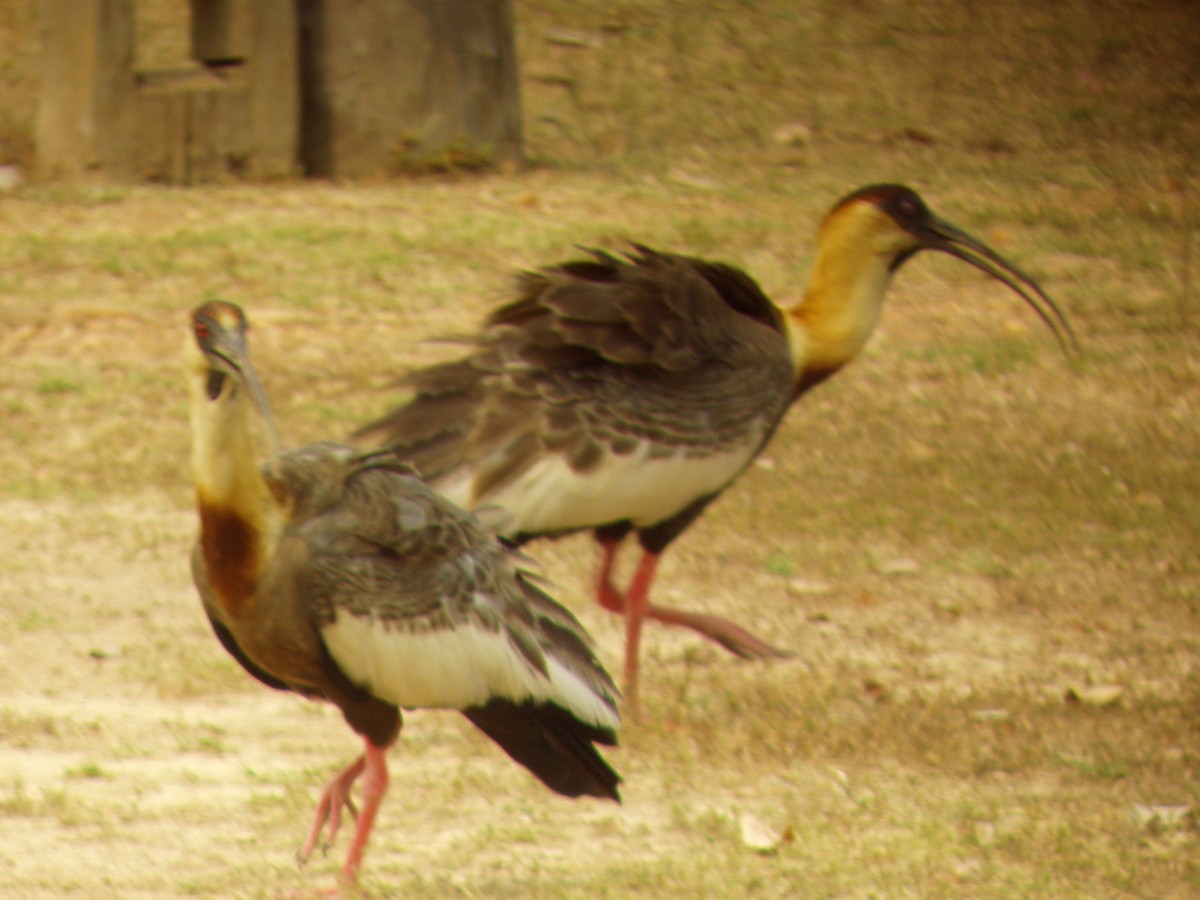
0;176;1196;899
1;1;1199;898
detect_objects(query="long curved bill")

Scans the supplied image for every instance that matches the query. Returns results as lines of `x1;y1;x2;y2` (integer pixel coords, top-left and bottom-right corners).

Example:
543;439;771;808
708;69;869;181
212;330;284;468
237;359;283;468
915;215;1078;355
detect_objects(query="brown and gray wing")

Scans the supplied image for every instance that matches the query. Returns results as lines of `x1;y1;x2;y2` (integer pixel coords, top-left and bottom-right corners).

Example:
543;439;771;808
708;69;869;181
355;248;794;500
296;457;613;692
289;455;621;798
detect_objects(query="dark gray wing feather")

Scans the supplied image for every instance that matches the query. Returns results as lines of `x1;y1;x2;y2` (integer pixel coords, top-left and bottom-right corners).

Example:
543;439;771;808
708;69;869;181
354;247;794;507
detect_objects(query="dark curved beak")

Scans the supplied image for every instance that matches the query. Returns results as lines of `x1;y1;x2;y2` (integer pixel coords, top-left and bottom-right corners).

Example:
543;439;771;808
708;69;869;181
905;215;1078;355
208;328;284;466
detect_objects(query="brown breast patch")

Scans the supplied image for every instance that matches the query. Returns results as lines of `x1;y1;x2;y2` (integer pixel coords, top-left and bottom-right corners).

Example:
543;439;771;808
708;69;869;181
197;497;261;617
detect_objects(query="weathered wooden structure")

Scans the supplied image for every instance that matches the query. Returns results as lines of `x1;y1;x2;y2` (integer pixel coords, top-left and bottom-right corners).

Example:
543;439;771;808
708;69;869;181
37;0;298;183
298;0;522;177
36;0;522;183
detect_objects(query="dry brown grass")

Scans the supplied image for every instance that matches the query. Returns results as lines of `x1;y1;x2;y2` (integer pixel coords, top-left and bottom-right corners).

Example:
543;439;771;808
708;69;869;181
1;1;1197;897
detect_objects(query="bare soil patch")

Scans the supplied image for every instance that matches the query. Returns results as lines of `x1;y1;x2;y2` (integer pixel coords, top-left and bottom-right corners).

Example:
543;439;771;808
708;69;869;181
1;1;1198;896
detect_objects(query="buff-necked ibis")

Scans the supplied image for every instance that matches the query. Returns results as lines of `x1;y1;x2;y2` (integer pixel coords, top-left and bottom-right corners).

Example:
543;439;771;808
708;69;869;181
354;184;1074;715
186;301;620;887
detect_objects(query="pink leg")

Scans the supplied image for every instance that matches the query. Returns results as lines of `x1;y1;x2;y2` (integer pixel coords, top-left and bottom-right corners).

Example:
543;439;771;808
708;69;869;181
297;753;365;866
621;550;660;718
593;539;791;661
594;536;626;614
592;539;792;715
338;740;389;885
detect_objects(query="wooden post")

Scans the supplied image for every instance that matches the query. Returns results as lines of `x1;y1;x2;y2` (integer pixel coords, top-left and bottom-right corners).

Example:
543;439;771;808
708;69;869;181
297;0;522;178
36;0;138;180
191;0;252;65
244;0;299;178
36;0;511;183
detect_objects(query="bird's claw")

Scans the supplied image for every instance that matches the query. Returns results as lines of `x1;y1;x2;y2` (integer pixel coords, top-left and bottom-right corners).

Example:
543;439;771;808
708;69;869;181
646;603;792;661
714;631;795;661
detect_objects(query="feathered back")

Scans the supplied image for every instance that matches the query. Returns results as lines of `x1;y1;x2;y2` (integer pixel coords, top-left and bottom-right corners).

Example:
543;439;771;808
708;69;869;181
198;441;621;798
354;247;794;507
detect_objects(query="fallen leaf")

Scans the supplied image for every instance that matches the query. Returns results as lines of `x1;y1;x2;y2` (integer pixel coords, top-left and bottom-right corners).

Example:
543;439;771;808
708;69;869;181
973;821;997;847
1132;804;1192;833
739;811;784;854
1064;684;1125;707
863;678;889;701
543;27;604;48
787;577;834;596
876;557;920;576
771;122;811;146
969;708;1012;722
890;126;936;146
0;165;21;191
665;168;722;191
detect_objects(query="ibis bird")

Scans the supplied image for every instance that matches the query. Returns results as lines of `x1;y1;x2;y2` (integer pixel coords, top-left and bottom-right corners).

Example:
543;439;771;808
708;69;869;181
354;184;1074;714
186;301;620;887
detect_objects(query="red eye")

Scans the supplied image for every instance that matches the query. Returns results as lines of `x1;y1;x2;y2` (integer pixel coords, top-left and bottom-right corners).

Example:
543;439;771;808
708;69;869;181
195;321;211;342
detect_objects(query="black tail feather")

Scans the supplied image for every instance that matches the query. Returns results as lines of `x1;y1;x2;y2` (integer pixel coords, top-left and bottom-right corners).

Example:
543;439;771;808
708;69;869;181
464;698;621;802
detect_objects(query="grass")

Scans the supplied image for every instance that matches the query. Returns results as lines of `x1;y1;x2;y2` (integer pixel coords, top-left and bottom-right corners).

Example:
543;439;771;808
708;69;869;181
0;0;1197;897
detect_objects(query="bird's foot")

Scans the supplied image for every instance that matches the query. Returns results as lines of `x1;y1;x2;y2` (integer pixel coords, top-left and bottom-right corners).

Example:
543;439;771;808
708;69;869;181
297;755;366;867
646;604;793;661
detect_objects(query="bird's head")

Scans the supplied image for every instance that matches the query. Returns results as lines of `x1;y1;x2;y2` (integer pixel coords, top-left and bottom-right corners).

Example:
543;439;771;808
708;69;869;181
188;300;282;466
190;300;251;397
818;184;1075;351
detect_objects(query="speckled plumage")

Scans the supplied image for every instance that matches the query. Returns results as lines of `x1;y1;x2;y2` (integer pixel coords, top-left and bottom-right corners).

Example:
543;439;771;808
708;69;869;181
354;186;1074;713
357;246;796;533
187;302;621;885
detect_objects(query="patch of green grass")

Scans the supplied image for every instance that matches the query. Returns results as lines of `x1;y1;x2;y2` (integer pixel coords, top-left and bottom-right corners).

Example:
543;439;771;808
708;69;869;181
145;653;257;700
64;761;110;780
0;779;37;816
762;553;794;577
1057;755;1128;781
907;337;1037;377
2;477;86;505
1062;105;1099;123
160;719;231;755
35;374;89;395
0;780;114;828
0;709;104;749
17;607;58;632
